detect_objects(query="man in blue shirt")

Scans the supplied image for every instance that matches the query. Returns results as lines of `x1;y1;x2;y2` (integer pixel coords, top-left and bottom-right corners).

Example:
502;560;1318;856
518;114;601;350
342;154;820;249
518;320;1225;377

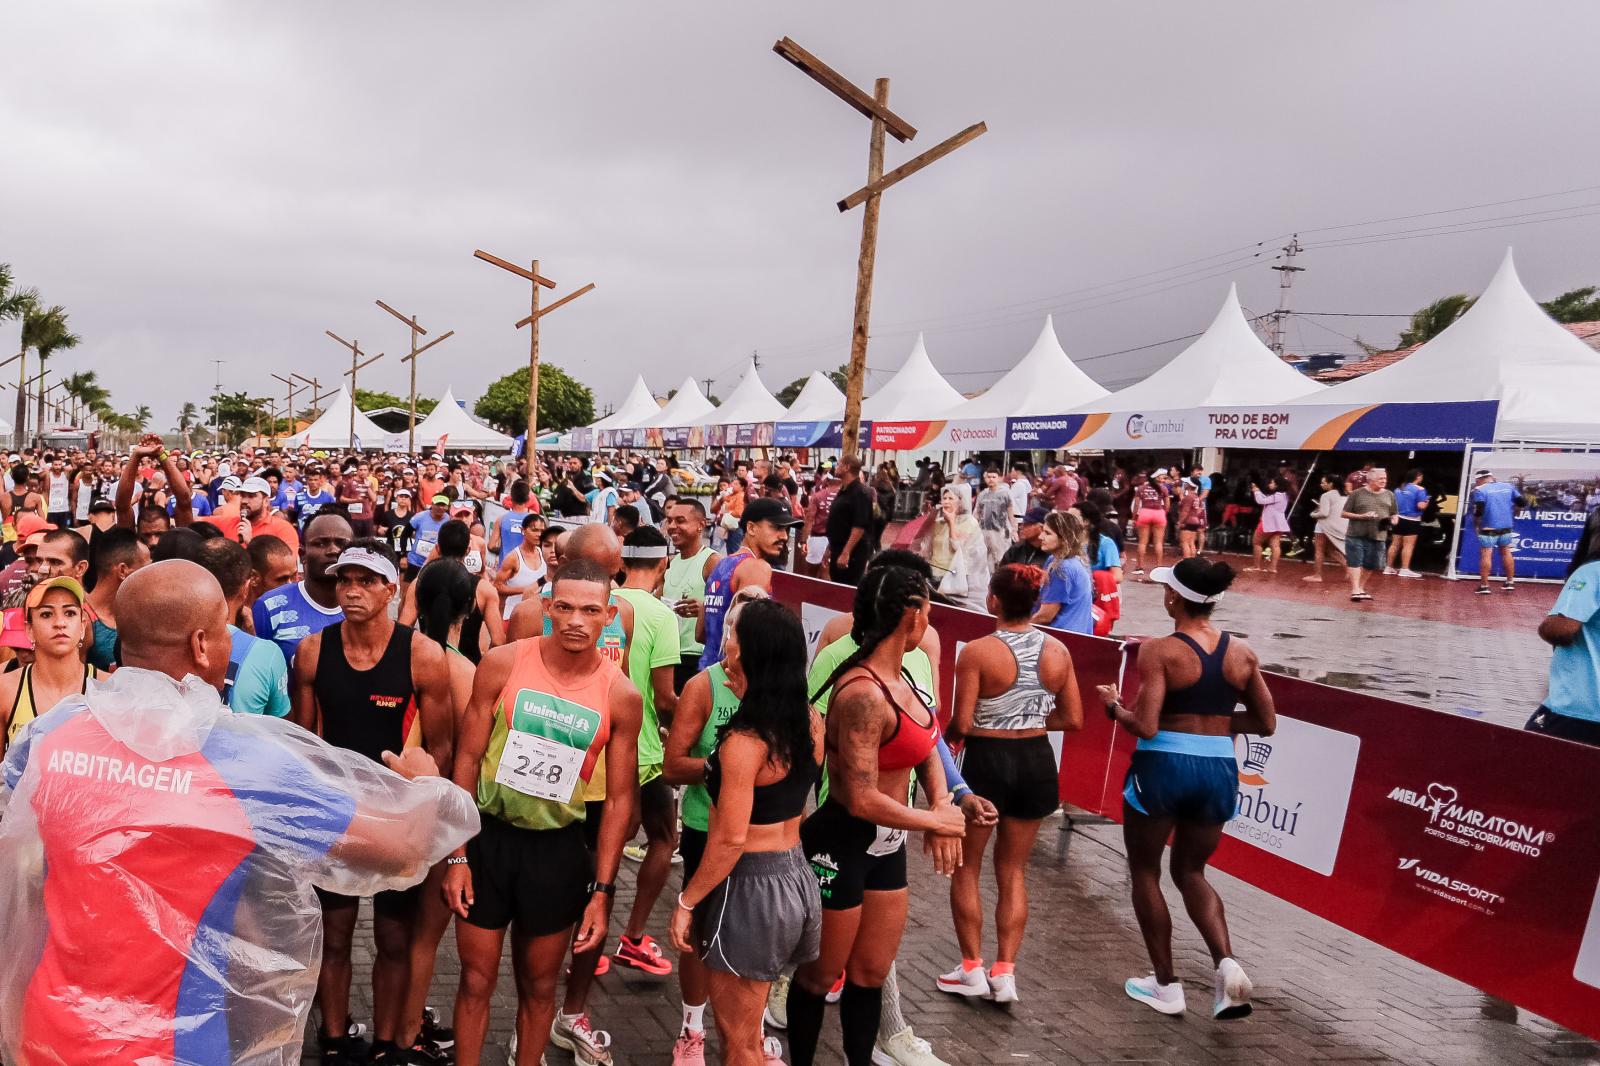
196;538;291;716
251;513;350;665
1532;551;1600;746
1385;469;1429;578
1470;469;1524;594
294;465;337;530
406;495;451;583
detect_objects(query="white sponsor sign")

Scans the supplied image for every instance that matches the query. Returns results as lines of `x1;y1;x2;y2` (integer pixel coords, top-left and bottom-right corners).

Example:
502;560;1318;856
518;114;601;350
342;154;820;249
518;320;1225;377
801;602;845;666
1225;715;1360;876
1573;873;1600;988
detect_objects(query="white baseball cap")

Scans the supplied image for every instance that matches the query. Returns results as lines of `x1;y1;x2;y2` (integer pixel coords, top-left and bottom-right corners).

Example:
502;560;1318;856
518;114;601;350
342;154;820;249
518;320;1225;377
219;475;242;492
327;546;398;584
239;476;272;496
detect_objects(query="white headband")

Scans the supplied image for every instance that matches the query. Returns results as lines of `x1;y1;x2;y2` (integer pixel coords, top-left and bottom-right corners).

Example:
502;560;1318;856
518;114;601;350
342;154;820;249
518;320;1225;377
1151;566;1223;604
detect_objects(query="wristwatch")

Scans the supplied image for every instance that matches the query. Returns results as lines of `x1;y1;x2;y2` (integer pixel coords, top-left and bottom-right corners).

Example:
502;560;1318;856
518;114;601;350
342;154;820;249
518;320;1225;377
588;880;615;897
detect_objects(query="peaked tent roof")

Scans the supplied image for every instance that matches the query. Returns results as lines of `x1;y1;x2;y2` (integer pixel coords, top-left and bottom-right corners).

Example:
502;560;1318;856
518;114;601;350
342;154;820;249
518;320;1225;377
638;376;718;428
783;371;847;421
949;315;1108;418
411;387;514;451
289;386;387;449
591;376;660;431
1287;249;1600;442
1078;285;1319;412
860;334;966;421
709;360;787;424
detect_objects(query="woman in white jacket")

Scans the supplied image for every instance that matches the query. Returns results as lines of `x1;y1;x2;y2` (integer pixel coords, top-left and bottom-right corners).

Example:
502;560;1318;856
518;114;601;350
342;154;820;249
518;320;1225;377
1305;473;1349;582
927;487;992;610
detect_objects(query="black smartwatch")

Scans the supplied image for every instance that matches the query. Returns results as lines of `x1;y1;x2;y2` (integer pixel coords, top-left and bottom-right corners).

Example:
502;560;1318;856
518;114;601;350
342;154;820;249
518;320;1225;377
588;880;615;897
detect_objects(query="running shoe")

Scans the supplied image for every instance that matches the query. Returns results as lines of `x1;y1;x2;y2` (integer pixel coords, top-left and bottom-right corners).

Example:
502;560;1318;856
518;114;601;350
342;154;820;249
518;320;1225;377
318;1022;369;1063
762;1035;787;1064
1124;974;1186;1015
764;972;791;1029
550;1013;613;1066
614;933;674;975
1475;585;1493;595
407;1036;452;1065
1398;569;1423;578
367;1040;408;1064
1213;957;1254;1020
421;1006;455;1051
871;1026;950;1066
623;843;648;863
987;971;1019;1004
935;963;990;998
1382;566;1397;576
825;973;845;1004
672;1028;707;1066
1502;581;1516;591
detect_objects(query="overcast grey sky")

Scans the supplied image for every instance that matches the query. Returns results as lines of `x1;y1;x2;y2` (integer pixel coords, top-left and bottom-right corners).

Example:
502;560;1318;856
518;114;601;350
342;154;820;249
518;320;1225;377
4;1;1599;430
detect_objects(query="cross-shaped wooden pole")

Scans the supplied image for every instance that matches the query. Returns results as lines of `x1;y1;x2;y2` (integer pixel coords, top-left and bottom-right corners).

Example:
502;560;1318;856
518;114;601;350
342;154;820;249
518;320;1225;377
376;299;455;455
774;36;987;455
270;373;303;443
326;332;384;450
473;249;594;447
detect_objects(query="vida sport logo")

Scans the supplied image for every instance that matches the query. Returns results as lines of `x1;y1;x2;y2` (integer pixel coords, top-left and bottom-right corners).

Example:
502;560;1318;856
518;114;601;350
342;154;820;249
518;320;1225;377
1388;782;1552;857
1396;856;1505;912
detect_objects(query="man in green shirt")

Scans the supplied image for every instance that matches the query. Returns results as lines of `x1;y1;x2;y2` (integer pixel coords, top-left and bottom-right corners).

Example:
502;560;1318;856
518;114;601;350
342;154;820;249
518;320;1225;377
610;526;682;978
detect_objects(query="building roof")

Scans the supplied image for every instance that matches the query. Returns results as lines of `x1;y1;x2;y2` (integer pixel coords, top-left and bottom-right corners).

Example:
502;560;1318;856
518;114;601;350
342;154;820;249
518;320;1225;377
1314;320;1600;383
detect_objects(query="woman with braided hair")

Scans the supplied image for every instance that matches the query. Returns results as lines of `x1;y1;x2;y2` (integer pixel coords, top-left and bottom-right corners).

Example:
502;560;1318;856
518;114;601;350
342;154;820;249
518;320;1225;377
787;564;968;1066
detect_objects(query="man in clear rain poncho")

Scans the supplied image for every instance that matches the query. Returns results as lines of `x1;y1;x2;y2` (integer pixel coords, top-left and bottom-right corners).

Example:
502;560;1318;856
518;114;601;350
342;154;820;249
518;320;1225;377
0;559;480;1065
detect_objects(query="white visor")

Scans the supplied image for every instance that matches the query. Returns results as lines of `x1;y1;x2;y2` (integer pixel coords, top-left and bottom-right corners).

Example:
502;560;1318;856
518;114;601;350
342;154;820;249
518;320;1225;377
327;546;398;584
1149;566;1223;604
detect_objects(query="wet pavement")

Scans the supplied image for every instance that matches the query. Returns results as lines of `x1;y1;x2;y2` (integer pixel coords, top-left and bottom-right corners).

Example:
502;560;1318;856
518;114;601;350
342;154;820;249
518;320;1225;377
308;812;1597;1064
1116;553;1559;730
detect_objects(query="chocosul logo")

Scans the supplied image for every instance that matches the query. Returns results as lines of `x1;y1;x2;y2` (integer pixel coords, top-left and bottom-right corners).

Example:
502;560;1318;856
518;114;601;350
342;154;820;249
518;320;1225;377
948;425;1000;444
1387;782;1552;858
1125;413;1184;440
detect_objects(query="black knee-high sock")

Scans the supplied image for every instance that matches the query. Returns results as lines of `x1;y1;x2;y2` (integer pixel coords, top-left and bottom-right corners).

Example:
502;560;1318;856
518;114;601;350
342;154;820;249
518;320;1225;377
786;981;828;1066
839;982;883;1066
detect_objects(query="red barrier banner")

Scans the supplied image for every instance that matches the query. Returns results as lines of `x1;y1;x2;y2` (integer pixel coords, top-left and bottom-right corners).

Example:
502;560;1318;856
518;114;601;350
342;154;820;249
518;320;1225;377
1107;642;1600;1039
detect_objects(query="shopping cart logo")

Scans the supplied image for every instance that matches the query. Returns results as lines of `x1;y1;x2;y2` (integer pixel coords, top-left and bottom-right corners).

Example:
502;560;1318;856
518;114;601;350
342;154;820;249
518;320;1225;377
1235;737;1272;786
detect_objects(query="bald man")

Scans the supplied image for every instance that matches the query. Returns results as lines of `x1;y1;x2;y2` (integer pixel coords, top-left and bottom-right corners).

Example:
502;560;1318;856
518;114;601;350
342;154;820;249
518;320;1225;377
0;560;478;1066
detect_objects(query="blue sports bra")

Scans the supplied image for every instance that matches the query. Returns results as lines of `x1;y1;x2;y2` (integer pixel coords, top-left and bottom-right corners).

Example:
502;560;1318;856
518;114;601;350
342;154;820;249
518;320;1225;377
1159;632;1242;718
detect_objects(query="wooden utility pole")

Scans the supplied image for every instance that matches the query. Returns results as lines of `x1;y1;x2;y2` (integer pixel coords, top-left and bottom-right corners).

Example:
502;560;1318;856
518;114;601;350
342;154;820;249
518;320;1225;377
376;299;455;454
773;36;987;454
325;332;384;450
270;373;303;444
473;249;594;448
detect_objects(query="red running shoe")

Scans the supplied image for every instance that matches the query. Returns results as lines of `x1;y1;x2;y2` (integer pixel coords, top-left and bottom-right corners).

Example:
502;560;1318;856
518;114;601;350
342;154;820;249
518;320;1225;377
614;933;674;976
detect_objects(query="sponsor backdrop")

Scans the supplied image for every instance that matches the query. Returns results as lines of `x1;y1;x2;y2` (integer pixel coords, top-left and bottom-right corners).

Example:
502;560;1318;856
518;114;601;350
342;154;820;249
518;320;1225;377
1457;449;1600;580
772;572;1600;1040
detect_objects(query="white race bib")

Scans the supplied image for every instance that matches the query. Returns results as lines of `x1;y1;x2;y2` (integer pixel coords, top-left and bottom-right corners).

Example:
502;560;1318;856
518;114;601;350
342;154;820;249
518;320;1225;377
494;730;584;803
349;502;365;516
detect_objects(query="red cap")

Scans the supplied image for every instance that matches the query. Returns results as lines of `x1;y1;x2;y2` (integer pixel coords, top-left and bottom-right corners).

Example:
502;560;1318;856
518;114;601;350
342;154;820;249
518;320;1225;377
14;514;56;541
0;608;31;650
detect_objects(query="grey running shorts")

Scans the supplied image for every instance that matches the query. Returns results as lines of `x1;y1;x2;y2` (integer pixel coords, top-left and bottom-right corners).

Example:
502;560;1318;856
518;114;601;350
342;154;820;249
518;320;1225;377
692;845;821;982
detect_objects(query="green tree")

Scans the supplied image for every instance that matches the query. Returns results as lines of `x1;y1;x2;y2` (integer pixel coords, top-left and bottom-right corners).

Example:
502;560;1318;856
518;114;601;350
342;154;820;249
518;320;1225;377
776;363;849;406
1398;293;1475;348
0;264;37;330
665;387;720;405
18;303;74;448
61;370;108;426
474;364;595;435
1540;285;1600;324
175;401;200;450
354;388;437;418
132;404;151;432
35;313;81;437
204;391;273;441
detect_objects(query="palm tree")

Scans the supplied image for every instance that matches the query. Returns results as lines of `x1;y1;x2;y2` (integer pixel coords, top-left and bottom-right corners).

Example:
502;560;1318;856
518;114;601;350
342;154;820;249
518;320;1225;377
1398;293;1475;348
34;316;82;440
61;370;99;425
18;303;71;449
133;404;151;433
0;264;37;329
176;401;199;450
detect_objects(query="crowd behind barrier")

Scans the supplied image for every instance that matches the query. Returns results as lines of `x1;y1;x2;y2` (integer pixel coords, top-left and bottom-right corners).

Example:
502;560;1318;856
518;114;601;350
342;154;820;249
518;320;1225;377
772;571;1600;1041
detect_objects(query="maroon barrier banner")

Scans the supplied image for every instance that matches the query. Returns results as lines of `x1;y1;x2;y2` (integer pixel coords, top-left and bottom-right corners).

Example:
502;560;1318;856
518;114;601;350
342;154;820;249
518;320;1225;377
773;572;1600;1038
1106;642;1600;1039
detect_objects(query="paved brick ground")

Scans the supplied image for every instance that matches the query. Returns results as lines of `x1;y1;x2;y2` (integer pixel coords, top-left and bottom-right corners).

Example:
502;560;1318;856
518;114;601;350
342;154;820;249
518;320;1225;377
304;812;1596;1065
1116;558;1559;730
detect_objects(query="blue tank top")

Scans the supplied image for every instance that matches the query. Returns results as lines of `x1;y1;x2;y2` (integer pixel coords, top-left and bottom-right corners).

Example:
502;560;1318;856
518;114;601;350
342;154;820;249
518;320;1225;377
698;550;754;671
497;509;530;567
1160;632;1242;718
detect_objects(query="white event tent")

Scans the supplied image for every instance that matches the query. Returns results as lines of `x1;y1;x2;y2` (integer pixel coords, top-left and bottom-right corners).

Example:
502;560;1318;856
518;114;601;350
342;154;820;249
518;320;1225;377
707;360;787;424
590;376;660;432
411;387;513;452
782;371;847;421
637;376;717;429
288;387;387;449
1079;284;1318;413
860;334;965;421
1285;249;1600;444
950;315;1108;418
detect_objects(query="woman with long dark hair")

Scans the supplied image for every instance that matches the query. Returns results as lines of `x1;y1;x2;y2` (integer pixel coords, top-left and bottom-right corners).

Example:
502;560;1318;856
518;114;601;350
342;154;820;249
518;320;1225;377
1096;558;1276;1019
787;564;966;1066
669;599;825;1066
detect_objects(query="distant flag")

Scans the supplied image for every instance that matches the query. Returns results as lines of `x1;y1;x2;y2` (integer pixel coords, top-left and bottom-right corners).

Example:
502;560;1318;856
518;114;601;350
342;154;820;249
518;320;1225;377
437;433;449;454
353;434;363;450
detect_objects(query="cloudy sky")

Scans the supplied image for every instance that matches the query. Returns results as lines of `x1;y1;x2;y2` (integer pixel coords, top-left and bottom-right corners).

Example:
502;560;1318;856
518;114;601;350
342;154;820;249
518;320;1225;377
4;1;1599;431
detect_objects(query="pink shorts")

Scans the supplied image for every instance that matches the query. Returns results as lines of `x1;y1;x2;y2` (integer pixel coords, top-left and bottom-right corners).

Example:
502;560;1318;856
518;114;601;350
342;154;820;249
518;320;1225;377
1135;509;1167;527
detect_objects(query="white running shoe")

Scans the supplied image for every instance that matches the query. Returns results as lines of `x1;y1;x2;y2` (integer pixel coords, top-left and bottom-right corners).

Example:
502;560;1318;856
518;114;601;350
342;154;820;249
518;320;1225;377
1124;974;1186;1015
762;1035;787;1064
1213;958;1254;1019
824;973;844;1004
871;1026;951;1066
550;1013;613;1065
1381;566;1398;576
1397;568;1423;578
935;963;991;998
987;972;1019;1004
764;973;790;1029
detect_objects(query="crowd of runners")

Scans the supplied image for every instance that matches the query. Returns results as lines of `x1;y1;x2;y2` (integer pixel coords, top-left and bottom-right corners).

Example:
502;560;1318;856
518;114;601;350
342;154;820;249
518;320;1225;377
1;431;1437;1066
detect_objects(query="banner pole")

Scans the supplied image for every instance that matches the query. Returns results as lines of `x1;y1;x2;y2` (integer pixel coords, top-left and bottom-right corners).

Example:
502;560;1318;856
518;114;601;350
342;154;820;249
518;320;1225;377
1446;442;1476;580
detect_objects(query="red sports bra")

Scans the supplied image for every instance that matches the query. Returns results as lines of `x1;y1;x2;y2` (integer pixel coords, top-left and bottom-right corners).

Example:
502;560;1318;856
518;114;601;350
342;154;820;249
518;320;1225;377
834;668;939;772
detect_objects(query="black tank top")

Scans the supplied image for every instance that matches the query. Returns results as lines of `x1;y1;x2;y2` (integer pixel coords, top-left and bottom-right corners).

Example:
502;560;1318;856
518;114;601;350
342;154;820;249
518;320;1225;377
1159;632;1242;718
314;622;417;763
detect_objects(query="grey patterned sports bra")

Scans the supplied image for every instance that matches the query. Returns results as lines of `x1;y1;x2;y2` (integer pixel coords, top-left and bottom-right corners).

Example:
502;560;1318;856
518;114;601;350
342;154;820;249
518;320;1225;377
972;628;1052;731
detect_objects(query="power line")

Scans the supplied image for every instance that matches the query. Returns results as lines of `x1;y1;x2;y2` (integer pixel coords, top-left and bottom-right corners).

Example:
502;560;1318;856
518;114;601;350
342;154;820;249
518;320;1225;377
1297;181;1600;237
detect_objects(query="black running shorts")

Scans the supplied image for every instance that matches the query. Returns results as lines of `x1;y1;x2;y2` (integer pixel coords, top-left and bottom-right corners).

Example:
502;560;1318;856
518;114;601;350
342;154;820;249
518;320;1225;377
679;825;709;883
314;884;420;921
800;799;907;911
959;735;1060;821
463;815;592;935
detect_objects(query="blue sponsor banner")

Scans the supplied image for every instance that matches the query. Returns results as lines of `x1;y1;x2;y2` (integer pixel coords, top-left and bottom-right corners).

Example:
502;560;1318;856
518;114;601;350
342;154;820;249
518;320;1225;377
774;420;862;448
1329;400;1499;451
1455;451;1600;580
1004;414;1095;450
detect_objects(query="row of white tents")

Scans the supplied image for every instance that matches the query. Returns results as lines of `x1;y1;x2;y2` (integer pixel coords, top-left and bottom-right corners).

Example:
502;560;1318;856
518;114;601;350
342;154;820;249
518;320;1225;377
287;386;514;451
588;248;1600;449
